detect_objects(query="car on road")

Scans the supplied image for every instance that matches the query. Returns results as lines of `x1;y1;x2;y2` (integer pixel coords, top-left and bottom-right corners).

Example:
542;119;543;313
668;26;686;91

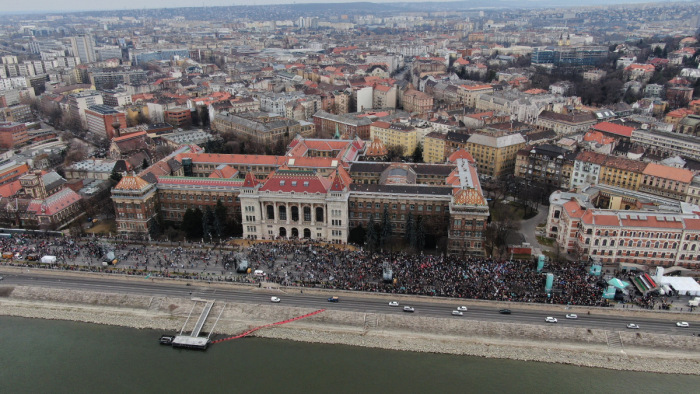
403;306;415;313
565;314;578;319
389;301;399;307
327;296;339;303
457;306;468;311
270;296;281;303
626;323;640;329
452;310;463;316
499;309;511;314
545;317;558;323
676;322;690;328
0;276;3;280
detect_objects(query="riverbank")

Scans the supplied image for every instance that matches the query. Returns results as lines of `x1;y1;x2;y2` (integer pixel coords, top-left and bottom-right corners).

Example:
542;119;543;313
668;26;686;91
1;283;699;375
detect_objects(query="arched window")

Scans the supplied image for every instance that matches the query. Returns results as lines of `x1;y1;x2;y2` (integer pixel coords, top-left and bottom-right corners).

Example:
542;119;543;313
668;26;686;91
602;240;607;246
664;242;668;248
645;241;651;248
303;207;311;222
692;244;697;251
315;207;324;222
637;241;642;247
266;205;275;220
594;239;599;246
291;206;299;222
654;241;659;248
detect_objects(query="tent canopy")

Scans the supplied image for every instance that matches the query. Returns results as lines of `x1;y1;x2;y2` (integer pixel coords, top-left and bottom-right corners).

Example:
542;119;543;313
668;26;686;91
607;278;630;290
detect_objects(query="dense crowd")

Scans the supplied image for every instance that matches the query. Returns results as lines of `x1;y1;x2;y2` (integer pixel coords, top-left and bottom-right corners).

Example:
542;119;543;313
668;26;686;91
1;234;617;307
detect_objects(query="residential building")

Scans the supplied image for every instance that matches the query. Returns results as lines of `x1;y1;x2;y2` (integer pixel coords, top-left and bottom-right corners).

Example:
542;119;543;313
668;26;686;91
465;133;526;178
164;107;192;128
85;104;127;139
535;111;597;136
639;163;694;201
0;121;29;149
514;144;569;187
631;128;700;161
313;110;373;140
67;90;103;128
69;34;96;64
213;111;314;145
423;131;446;163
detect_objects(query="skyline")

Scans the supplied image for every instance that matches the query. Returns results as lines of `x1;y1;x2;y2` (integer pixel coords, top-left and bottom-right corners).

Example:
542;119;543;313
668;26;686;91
2;0;692;15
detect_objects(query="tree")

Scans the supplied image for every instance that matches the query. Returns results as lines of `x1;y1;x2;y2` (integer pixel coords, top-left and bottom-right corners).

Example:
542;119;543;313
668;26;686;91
416;216;425;251
182;208;203;239
199;106;210;128
386;144;405;162
380;207;392;249
411;143;424;163
191;108;200;127
365;214;378;251
203;207;214;241
110;169;122;183
405;211;415;245
348;224;366;245
214;199;227;238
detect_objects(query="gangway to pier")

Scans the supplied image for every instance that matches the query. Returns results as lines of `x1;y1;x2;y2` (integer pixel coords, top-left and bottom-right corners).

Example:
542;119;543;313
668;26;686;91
191;301;214;337
171;299;216;350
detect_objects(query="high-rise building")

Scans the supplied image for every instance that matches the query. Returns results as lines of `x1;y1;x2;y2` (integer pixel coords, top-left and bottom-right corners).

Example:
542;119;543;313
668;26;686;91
69;34;96;64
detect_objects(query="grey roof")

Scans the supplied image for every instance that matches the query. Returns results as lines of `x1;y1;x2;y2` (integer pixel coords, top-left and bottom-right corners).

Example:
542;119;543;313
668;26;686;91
468;133;526;148
350;184;453;196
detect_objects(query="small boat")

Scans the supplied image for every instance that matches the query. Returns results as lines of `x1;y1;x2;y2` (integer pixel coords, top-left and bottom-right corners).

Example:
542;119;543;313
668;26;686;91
159;335;175;345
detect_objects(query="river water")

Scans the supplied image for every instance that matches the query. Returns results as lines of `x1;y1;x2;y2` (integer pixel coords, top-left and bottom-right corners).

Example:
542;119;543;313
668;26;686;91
1;316;698;393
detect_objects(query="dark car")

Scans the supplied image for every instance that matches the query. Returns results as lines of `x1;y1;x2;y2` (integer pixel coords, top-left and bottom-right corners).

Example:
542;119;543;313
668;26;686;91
327;296;339;302
499;309;512;314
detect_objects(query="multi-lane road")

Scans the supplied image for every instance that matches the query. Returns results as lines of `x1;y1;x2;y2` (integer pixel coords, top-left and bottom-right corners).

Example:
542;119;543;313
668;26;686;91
1;270;698;336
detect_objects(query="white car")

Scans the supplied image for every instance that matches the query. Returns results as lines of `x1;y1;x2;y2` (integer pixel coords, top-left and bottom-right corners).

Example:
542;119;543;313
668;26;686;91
457;306;468;312
545;317;558;323
270;296;281;303
565;314;578;319
676;322;690;328
452;310;463;316
403;306;415;313
389;301;399;307
626;323;640;329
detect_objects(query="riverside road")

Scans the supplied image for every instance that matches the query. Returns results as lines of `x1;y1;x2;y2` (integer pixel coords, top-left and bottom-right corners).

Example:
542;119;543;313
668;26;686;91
1;270;697;336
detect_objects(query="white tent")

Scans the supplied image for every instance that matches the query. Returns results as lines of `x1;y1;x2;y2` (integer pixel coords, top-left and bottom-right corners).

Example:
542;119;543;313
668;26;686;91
655;276;700;297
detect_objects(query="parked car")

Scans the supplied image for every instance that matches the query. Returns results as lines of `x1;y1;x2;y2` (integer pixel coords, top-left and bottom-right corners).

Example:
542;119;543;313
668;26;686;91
451;310;463;316
499;309;511;314
565;314;578;319
457;306;468;311
626;323;640;329
270;297;281;303
676;322;690;328
389;301;399;307
327;296;339;303
403;306;415;313
545;317;558;323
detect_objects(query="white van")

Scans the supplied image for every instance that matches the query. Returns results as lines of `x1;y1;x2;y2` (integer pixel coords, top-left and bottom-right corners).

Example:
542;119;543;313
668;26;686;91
254;269;265;277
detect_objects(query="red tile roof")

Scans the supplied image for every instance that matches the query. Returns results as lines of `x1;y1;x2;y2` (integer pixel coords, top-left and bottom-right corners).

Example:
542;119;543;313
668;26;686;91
259;170;331;193
643;163;693;183
591;121;634;138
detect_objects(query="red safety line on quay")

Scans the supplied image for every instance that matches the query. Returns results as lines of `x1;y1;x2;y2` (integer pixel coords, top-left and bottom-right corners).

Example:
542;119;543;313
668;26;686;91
211;309;326;344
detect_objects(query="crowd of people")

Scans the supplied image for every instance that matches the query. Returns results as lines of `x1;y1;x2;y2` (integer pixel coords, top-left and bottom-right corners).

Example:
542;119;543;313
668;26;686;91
0;234;620;307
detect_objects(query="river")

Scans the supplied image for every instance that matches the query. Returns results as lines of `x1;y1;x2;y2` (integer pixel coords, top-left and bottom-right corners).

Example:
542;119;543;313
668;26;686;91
1;316;698;393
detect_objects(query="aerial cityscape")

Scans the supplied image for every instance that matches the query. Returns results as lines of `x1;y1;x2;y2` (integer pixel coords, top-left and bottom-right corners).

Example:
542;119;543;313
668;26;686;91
1;0;700;389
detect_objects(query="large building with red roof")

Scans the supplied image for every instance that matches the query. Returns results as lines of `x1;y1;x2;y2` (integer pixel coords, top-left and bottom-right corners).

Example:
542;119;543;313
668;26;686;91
111;137;490;254
547;188;700;268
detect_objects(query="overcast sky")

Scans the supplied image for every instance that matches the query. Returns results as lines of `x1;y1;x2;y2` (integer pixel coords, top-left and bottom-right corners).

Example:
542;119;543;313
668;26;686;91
0;0;672;14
